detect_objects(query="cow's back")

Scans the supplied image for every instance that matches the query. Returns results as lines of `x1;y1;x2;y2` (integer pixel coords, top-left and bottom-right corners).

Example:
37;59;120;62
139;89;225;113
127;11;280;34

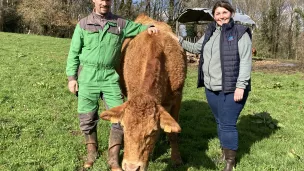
122;30;186;104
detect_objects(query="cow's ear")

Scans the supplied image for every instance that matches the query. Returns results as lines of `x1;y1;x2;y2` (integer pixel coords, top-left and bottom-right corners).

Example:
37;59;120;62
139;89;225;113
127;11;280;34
158;105;181;133
100;103;126;123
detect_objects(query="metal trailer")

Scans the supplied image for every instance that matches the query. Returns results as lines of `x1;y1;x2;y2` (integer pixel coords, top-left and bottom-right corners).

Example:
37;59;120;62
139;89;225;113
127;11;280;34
176;8;256;37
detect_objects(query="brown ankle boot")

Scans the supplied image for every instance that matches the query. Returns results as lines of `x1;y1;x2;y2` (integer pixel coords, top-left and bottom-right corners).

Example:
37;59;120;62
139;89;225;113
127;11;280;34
223;148;236;171
83;130;98;168
108;127;123;171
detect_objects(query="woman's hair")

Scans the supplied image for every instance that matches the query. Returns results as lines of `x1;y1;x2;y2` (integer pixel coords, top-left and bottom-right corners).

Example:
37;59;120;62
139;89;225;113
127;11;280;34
212;0;235;15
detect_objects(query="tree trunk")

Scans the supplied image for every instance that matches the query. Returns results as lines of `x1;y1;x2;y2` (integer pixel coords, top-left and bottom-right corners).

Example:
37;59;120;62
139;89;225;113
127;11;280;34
125;0;132;17
168;0;174;27
113;0;117;14
119;0;125;12
274;0;283;59
0;0;3;31
287;11;294;59
152;0;157;19
145;0;150;16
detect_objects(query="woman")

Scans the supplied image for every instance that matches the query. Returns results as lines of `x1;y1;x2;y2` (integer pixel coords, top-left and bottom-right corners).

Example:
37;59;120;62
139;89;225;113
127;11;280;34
179;1;252;171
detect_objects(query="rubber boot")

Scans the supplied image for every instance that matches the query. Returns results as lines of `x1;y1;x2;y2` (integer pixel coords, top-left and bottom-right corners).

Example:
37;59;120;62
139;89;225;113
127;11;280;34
223;148;236;171
83;129;98;168
108;127;123;171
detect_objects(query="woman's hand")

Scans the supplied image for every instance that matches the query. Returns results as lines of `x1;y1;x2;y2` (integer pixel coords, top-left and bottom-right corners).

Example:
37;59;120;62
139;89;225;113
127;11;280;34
234;88;244;102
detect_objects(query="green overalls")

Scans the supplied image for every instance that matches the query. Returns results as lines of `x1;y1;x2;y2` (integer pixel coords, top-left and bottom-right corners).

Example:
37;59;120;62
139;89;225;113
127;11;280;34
66;12;148;133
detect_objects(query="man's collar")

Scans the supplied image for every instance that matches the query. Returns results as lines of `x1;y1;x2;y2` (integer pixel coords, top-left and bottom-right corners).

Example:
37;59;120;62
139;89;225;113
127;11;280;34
92;9;113;19
87;10;114;24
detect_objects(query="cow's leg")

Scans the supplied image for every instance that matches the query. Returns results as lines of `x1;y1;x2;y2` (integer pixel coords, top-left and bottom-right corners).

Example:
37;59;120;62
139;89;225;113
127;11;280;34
166;94;183;166
166;132;183;166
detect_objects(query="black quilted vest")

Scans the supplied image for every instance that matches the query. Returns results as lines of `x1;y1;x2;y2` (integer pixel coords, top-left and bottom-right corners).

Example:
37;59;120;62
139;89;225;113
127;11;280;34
197;19;252;93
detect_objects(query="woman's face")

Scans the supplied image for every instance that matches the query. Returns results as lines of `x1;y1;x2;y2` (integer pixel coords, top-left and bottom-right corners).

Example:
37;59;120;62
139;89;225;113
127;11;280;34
214;7;232;26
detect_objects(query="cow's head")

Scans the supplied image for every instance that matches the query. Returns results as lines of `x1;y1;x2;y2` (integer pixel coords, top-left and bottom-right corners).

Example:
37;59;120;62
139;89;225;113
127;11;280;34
100;94;181;171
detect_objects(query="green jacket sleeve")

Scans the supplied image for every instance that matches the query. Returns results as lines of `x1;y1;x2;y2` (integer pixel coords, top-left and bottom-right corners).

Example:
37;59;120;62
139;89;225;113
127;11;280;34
66;24;83;81
236;32;252;89
123;20;149;38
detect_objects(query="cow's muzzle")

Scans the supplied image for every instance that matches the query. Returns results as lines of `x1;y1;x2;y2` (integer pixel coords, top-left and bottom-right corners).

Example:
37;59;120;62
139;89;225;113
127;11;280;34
122;160;146;171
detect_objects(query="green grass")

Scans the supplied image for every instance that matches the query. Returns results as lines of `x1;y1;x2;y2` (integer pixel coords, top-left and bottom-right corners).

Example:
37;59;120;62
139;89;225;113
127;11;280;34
1;32;304;171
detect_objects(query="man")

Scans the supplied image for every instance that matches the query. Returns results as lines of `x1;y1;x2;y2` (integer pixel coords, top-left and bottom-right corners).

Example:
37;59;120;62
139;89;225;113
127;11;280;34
66;0;159;169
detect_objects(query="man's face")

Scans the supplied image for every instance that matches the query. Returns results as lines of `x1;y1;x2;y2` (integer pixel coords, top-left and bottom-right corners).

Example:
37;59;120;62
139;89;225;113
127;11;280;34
93;0;112;15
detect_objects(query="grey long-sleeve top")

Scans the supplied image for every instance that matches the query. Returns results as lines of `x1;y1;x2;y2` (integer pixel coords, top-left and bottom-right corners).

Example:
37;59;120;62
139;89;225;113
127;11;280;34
179;30;252;90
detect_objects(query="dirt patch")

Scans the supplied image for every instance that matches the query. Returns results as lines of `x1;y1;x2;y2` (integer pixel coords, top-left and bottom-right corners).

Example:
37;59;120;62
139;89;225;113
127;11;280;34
252;59;304;74
186;54;304;73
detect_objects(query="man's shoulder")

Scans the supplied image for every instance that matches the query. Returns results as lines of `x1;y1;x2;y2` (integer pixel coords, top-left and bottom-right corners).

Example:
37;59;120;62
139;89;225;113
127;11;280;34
109;14;128;29
110;13;123;20
77;14;92;28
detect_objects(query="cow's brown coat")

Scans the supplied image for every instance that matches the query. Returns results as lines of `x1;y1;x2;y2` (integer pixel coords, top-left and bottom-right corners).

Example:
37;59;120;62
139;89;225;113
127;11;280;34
101;14;186;171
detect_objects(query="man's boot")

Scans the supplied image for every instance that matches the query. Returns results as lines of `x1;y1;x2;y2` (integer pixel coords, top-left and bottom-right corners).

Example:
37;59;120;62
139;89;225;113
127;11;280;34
223;148;236;171
83;129;98;168
108;126;123;171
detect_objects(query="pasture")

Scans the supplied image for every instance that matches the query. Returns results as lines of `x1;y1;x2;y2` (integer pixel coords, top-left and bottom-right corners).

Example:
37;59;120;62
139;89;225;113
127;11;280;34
0;32;304;171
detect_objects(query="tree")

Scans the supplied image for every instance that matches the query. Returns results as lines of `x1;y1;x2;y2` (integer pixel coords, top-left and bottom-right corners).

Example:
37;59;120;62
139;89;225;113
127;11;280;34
113;0;118;14
145;0;151;15
125;0;133;17
0;0;20;32
0;0;3;31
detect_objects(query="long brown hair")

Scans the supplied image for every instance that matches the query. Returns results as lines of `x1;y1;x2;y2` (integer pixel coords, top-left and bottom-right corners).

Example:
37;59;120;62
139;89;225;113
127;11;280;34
212;0;235;16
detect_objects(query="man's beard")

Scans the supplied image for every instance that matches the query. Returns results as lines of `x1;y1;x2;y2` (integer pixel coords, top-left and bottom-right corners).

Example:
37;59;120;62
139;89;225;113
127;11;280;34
97;6;110;15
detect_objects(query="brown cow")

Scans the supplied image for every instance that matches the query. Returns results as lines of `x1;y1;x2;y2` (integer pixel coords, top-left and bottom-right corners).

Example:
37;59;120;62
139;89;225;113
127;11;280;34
252;47;257;56
100;14;186;171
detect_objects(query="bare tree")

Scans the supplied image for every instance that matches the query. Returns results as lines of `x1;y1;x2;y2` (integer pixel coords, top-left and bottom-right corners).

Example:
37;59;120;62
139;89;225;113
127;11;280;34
0;0;3;31
119;0;125;12
125;0;132;17
145;0;151;16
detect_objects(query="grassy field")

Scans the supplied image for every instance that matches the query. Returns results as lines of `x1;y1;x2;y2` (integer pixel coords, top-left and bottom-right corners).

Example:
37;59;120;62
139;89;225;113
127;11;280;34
0;32;304;171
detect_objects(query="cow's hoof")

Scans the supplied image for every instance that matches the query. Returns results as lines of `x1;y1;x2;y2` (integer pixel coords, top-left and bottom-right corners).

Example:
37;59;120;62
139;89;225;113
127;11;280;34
172;159;184;168
111;167;123;171
83;161;94;169
172;162;183;168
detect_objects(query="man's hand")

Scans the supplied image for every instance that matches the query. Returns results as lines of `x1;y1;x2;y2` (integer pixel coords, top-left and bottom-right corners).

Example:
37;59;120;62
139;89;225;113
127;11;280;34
234;88;244;102
68;80;78;94
147;27;159;35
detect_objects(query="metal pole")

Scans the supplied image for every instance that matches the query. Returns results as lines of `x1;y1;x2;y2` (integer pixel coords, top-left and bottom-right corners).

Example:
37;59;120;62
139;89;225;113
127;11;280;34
176;21;179;36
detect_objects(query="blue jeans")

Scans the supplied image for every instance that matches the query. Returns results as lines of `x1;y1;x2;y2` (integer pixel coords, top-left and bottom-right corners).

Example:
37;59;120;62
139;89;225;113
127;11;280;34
205;88;249;151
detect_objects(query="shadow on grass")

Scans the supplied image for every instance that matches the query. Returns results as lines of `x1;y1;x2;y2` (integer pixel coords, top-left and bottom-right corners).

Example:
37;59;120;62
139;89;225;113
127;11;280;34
152;102;280;171
152;99;218;171
237;111;280;163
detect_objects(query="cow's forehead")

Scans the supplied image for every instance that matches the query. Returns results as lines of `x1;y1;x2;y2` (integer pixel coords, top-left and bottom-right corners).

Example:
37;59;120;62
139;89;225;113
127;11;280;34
123;107;159;130
127;94;158;109
124;106;159;120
